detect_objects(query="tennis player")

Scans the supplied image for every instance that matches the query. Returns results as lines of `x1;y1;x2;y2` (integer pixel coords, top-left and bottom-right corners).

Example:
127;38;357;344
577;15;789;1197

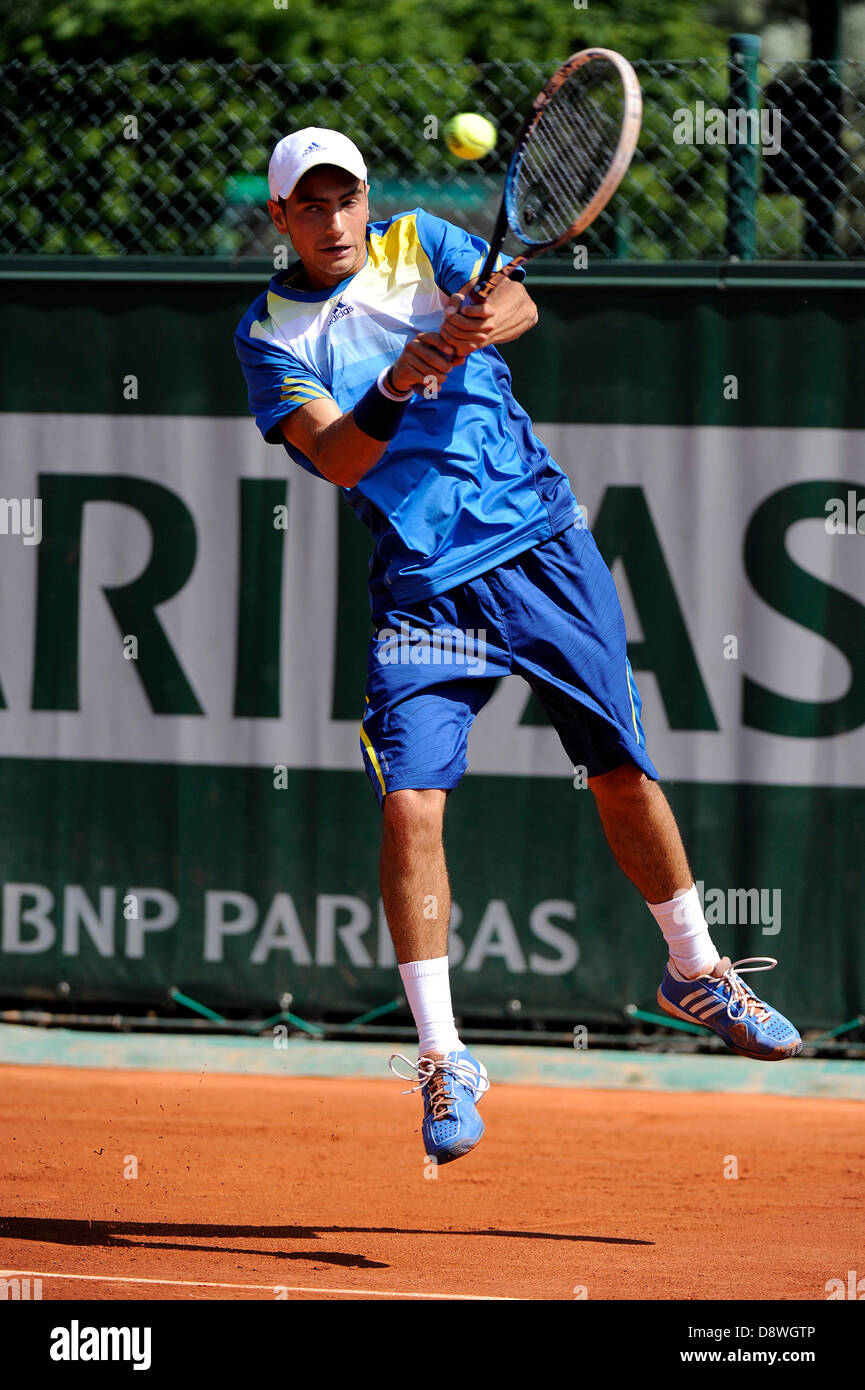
235;128;802;1166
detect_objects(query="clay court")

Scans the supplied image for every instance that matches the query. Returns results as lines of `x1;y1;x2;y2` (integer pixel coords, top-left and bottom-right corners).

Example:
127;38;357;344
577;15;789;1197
1;1062;861;1301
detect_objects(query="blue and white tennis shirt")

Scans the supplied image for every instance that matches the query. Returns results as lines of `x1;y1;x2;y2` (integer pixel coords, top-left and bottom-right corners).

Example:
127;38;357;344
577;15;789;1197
234;208;579;613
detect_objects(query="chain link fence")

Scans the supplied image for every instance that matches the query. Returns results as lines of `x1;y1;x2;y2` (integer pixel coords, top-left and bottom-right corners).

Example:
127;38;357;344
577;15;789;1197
3;56;865;260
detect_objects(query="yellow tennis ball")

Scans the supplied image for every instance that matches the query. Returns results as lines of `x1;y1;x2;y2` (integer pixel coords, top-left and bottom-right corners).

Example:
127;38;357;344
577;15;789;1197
445;113;497;160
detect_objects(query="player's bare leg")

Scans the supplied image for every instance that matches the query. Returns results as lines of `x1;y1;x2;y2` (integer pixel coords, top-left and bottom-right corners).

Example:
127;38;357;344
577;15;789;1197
588;761;716;974
589;760;801;1058
588;762;691;904
589;759;717;978
381;787;489;1162
379;788;449;962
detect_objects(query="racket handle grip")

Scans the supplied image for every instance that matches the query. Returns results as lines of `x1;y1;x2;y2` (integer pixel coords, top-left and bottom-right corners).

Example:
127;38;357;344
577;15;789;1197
468;257;527;303
466;283;490;304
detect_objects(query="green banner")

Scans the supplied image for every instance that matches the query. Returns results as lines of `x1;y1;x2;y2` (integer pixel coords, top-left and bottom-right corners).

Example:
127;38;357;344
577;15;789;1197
0;267;863;1027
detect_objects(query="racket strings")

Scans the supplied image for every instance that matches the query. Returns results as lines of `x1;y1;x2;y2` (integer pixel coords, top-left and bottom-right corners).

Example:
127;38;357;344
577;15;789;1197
512;62;626;244
521;92;617;232
522;119;601;232
537;74;621;193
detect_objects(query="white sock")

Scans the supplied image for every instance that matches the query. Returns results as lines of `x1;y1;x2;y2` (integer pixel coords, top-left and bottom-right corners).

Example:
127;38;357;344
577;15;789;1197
398;956;461;1056
647;884;720;980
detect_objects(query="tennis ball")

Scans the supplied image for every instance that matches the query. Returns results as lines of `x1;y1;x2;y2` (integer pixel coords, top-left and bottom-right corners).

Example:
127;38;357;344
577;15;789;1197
445;113;497;160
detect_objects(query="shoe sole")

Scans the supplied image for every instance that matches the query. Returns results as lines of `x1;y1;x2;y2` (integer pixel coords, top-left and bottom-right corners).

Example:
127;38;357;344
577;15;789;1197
425;1059;489;1164
430;1121;485;1165
656;987;801;1062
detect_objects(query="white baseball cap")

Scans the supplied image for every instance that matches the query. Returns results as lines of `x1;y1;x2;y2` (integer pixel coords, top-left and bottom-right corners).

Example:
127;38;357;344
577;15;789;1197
267;127;368;202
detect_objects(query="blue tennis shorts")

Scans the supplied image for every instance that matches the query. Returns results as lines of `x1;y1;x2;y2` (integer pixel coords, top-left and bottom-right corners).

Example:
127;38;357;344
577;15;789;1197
359;521;659;808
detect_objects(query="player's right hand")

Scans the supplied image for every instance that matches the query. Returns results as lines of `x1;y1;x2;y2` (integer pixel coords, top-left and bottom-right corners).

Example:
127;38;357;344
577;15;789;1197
389;331;464;395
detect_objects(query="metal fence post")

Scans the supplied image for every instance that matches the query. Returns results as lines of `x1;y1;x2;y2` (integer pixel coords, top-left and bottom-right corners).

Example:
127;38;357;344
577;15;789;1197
613;208;632;260
726;32;761;261
804;0;842;258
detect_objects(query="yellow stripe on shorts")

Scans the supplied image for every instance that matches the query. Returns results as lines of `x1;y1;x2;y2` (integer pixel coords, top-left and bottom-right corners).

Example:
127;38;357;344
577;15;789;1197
359;706;386;795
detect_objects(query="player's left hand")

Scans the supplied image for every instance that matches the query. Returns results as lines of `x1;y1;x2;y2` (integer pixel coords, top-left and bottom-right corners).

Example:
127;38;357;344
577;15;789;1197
439;292;497;356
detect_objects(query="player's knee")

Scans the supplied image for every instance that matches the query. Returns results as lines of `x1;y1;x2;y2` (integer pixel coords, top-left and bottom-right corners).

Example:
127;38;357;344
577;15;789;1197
588;761;651;805
382;788;446;844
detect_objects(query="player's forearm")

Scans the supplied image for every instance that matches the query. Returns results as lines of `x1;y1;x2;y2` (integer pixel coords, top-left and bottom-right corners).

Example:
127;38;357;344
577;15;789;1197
486;283;538;344
291;364;425;488
282;336;458;488
308;412;389;489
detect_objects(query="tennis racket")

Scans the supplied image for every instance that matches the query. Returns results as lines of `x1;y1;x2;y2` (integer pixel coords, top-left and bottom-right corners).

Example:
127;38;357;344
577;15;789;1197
469;48;642;300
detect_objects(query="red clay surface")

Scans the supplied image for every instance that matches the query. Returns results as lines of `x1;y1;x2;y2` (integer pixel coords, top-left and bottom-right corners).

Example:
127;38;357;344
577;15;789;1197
0;1064;861;1301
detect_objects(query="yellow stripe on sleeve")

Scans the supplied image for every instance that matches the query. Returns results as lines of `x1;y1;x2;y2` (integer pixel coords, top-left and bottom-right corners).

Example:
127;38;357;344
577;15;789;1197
279;386;333;405
626;661;640;745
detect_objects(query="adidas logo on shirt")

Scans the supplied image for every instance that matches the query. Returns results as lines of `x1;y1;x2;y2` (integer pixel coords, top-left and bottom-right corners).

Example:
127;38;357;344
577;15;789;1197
329;299;354;323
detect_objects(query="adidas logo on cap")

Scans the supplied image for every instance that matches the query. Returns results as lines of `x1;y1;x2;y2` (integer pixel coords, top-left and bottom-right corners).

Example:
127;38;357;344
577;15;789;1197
268;129;368;202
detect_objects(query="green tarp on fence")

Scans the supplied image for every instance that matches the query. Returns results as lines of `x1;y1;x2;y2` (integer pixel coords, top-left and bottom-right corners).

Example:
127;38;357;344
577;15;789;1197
0;265;862;1027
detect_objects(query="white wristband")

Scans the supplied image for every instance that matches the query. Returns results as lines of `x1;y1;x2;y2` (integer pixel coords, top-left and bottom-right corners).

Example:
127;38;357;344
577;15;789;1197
377;366;413;402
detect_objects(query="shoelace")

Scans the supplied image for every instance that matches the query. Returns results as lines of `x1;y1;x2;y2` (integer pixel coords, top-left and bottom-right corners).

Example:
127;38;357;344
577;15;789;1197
389;1052;490;1122
719;957;777;1024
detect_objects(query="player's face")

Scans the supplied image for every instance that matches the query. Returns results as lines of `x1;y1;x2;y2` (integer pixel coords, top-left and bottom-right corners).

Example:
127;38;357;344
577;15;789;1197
273;167;369;288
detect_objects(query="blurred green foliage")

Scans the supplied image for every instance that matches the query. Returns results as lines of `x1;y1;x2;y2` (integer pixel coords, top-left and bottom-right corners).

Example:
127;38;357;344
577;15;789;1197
0;0;858;257
0;0;728;65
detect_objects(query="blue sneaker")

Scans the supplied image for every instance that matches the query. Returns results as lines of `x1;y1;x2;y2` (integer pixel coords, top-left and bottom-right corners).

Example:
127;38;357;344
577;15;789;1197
390;1047;490;1164
657;955;802;1060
